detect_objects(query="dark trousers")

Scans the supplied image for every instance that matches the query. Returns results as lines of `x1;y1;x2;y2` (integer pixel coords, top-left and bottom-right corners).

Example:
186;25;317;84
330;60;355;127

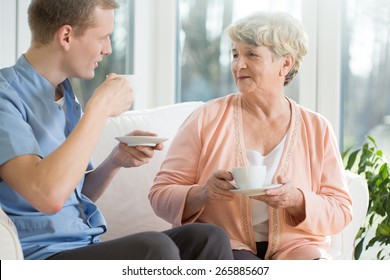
232;242;268;260
48;223;233;260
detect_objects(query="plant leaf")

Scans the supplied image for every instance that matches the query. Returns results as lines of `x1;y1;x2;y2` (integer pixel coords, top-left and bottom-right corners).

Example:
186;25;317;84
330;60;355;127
354;238;364;259
343;135;390;259
346;150;359;170
367;135;377;146
342;146;353;160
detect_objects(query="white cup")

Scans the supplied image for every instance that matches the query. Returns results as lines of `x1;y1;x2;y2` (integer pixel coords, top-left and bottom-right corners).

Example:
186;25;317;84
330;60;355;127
232;166;267;189
118;74;138;94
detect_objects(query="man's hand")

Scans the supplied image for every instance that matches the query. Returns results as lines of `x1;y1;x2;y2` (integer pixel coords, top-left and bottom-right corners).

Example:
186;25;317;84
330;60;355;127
85;73;134;119
111;130;164;168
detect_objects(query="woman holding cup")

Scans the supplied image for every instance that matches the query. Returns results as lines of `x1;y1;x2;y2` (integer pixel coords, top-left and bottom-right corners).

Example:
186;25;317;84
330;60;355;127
149;11;352;260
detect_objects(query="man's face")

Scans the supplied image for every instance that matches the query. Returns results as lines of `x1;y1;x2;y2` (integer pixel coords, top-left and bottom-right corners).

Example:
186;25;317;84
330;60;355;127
65;7;115;80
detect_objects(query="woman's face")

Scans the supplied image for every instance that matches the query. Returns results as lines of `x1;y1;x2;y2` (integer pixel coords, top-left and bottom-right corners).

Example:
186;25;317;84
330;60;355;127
231;41;285;95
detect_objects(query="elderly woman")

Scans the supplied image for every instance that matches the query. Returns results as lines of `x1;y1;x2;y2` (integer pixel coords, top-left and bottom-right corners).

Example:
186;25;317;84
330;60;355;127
149;12;352;260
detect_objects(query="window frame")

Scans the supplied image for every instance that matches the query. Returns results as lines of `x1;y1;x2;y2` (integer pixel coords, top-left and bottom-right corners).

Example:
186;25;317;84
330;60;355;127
0;0;342;143
138;0;342;141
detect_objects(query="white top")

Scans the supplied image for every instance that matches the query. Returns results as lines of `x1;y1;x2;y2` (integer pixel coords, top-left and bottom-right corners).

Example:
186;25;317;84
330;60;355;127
55;95;65;106
251;133;287;242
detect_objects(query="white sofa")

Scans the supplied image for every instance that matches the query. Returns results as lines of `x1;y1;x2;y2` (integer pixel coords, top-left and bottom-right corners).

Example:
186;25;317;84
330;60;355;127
0;101;369;260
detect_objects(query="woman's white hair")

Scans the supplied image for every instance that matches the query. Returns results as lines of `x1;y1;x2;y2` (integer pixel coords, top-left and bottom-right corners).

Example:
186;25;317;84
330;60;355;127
225;11;308;85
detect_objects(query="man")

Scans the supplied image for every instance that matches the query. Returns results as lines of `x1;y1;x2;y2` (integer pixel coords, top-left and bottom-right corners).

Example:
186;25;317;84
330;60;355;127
0;0;232;260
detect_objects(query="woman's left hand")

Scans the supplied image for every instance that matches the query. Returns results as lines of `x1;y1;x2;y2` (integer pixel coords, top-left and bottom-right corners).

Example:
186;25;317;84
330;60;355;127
253;176;305;220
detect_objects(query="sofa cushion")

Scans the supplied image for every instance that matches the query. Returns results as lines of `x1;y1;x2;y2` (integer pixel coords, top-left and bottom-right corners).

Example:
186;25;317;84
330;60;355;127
94;101;204;241
0;206;23;259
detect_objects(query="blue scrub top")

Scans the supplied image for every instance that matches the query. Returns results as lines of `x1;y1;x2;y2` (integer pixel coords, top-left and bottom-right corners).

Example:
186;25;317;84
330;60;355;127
0;55;107;259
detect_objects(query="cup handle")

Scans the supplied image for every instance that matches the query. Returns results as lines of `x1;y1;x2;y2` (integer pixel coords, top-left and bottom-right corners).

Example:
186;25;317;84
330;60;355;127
227;170;238;189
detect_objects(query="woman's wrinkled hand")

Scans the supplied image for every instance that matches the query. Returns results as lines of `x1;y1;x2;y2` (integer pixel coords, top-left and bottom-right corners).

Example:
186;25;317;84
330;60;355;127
200;170;236;203
253;176;305;220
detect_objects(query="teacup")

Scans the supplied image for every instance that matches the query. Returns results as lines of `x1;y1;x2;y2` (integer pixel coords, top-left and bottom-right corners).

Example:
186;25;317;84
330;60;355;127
118;74;138;93
232;165;266;189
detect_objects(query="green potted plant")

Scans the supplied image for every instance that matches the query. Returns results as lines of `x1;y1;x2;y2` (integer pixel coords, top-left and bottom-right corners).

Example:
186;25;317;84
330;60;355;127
342;136;390;259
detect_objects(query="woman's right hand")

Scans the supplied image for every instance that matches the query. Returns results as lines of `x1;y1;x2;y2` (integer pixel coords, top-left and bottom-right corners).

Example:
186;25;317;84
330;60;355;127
183;170;235;221
199;170;236;203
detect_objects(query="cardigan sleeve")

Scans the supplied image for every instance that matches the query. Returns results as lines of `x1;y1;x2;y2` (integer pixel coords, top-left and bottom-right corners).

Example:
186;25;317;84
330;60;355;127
289;118;353;235
148;106;205;227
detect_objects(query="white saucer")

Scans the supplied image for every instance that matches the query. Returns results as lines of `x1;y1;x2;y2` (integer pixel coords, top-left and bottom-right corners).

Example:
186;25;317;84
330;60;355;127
115;136;168;146
230;184;282;196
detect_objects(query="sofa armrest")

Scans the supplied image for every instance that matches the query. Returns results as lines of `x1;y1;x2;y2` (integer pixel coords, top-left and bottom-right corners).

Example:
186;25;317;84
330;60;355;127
0;207;23;260
329;170;369;259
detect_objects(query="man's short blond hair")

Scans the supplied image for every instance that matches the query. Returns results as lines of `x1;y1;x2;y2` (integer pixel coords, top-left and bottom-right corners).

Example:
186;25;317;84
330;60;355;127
28;0;119;45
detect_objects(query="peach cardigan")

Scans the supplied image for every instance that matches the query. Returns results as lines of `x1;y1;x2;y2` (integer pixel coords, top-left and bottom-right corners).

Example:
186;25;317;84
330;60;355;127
149;94;353;260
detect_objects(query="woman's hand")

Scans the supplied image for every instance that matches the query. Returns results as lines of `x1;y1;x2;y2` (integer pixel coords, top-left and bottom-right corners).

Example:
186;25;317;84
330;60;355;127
183;169;235;222
199;170;236;203
253;176;306;221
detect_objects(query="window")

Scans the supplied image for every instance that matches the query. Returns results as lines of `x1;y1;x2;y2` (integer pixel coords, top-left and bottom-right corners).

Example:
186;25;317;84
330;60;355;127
177;0;302;103
71;0;135;109
7;0;388;154
341;0;390;156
